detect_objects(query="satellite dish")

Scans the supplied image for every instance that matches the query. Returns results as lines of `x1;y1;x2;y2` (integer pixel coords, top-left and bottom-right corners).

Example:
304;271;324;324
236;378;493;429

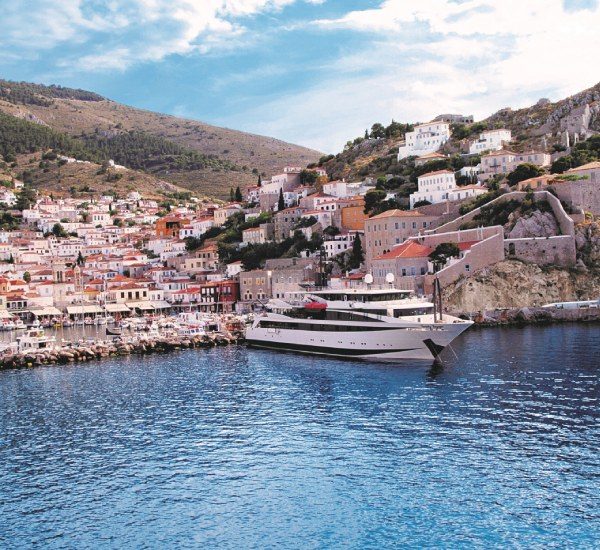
364;274;374;285
385;273;395;284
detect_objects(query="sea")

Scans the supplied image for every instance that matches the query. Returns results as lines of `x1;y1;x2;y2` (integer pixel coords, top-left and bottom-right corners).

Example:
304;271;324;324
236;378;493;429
0;325;598;548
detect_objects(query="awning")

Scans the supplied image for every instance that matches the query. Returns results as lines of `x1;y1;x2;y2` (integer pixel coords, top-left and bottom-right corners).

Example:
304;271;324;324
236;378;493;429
151;300;172;309
66;305;104;315
0;309;13;319
126;301;155;311
30;307;63;316
104;303;131;313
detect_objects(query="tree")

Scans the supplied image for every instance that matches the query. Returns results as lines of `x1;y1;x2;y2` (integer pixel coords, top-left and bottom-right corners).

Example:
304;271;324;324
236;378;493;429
413;200;432;208
235;186;243;202
349;234;364;269
370;123;386;139
429;242;460;271
15;186;37;211
51;223;67;238
278;188;285;211
300;169;318;185
507;163;544;186
76;251;85;266
257;175;262;187
323;225;340;237
364;189;386;214
229;187;235;202
23;271;31;283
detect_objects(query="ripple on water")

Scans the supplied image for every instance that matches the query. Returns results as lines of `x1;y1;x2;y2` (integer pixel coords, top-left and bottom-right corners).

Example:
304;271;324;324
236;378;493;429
0;325;599;548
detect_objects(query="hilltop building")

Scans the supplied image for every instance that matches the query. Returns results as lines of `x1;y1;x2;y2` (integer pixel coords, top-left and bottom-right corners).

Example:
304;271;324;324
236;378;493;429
397;121;451;160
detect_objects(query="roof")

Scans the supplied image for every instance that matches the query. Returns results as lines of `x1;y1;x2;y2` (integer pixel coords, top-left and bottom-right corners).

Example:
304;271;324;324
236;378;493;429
456;241;478;251
483;150;517;157
417;152;446;160
374;241;433;260
370;209;423;219
567;161;600;172
419;169;454;178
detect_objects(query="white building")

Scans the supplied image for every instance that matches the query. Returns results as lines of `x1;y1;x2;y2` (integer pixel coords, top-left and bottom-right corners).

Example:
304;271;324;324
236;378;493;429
410;170;457;208
398;122;451;160
469;129;512;154
323;233;358;259
323;181;348;198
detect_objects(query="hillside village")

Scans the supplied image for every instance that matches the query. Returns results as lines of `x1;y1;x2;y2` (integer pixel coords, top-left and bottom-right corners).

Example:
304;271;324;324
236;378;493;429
0;84;599;326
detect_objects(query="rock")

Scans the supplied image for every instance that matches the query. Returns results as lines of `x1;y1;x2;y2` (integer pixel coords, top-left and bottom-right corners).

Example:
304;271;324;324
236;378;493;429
508;210;559;239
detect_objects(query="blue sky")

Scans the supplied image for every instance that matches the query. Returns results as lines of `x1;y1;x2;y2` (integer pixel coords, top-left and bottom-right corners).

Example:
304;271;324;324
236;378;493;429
1;0;599;153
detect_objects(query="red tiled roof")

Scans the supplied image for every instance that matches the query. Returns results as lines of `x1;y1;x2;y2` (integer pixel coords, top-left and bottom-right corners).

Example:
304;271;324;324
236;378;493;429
375;240;433;260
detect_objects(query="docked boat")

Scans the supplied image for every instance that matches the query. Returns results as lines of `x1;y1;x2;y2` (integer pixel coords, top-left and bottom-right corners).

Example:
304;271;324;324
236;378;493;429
177;324;206;338
16;328;56;352
245;288;473;361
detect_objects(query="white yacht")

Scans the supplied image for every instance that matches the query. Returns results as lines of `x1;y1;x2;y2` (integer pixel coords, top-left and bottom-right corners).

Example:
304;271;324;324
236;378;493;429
245;288;473;361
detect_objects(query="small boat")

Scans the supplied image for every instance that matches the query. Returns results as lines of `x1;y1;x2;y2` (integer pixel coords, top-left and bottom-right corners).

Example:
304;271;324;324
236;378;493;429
177;324;206;338
1;320;15;331
94;316;107;325
84;317;94;326
16;328;56;352
14;319;26;331
106;326;123;336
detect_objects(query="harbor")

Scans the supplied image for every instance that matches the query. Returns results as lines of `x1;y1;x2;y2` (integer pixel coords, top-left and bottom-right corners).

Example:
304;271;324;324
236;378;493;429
0;313;246;369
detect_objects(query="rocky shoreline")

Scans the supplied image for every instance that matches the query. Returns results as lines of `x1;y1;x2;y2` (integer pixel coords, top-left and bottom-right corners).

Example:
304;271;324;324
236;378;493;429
460;307;600;327
0;333;244;370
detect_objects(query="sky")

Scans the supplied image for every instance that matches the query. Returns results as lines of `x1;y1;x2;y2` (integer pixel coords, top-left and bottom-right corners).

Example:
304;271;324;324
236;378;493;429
0;0;599;153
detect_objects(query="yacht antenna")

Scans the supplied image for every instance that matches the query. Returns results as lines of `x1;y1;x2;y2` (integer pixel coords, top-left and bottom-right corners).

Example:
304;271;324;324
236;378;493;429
433;276;443;322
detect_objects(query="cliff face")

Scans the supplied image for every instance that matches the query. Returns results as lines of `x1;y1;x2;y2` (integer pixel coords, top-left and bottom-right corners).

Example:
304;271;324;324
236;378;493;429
443;260;600;312
575;219;600;266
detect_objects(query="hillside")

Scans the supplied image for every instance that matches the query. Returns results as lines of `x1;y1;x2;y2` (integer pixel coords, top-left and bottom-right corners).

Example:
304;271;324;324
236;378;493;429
0;79;321;198
317;81;600;184
0;152;190;201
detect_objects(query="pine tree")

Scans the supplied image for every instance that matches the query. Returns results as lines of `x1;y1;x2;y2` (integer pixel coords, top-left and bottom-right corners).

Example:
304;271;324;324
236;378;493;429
277;188;285;211
349;234;364;269
229;187;235;202
235;186;243;202
257;175;262;187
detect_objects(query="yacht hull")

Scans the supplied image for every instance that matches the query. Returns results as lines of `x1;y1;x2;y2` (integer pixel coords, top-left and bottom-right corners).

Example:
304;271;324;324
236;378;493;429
246;321;472;361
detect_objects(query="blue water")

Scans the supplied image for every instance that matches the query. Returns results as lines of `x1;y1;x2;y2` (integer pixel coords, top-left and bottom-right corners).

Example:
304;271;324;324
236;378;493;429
0;325;598;548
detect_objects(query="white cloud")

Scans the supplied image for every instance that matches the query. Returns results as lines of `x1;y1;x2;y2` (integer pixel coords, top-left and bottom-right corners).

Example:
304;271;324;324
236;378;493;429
236;0;600;151
1;0;318;71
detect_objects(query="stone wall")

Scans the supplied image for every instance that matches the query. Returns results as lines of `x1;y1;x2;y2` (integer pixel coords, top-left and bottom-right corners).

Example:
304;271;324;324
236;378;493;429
551;180;600;216
505;235;576;267
427;191;578;267
429;191;575;236
424;232;505;292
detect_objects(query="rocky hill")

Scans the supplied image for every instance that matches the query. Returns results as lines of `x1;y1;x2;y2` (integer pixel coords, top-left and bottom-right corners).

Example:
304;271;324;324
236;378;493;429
0;79;321;198
443;260;600;312
317;81;600;184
